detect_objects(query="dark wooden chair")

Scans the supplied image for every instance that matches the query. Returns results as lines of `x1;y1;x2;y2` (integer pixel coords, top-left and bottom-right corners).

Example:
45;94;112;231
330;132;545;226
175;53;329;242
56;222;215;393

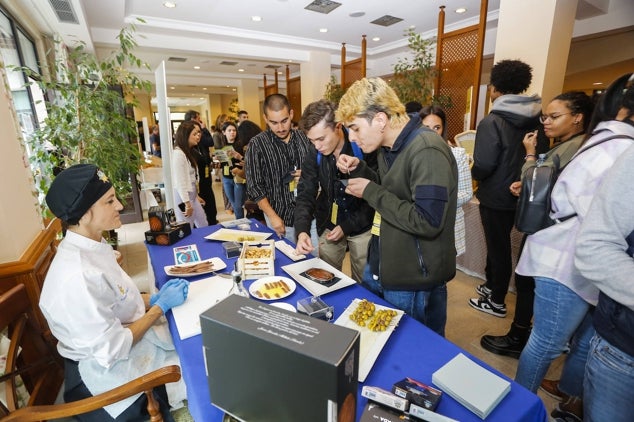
0;284;181;422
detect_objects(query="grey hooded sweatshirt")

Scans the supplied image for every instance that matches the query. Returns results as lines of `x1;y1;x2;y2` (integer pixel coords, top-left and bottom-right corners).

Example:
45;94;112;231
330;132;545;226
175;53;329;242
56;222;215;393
472;94;543;210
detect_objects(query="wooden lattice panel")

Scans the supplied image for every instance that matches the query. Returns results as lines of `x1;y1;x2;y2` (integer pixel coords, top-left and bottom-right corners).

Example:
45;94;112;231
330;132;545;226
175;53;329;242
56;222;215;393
287;77;302;119
343;59;363;89
265;84;277;97
438;28;478;142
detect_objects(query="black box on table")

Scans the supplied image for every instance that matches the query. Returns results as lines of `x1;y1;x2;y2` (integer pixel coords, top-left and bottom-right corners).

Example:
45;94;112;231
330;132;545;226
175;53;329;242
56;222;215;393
200;295;360;422
392;377;443;410
144;222;191;245
148;206;176;232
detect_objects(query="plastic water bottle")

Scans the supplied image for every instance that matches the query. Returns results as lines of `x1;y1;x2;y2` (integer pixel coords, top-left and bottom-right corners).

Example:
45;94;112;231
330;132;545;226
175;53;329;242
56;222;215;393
536;153;546;167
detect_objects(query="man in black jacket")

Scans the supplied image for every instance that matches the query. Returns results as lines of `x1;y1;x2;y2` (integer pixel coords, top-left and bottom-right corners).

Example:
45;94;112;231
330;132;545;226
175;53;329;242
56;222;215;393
469;60;542;317
294;100;376;282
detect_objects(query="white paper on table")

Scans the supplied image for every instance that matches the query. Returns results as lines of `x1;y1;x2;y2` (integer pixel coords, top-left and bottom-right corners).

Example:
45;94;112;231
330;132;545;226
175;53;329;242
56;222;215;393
170;275;235;340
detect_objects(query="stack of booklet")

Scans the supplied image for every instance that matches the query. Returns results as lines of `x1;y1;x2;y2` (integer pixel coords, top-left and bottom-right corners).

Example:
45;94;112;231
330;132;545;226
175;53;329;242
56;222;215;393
432;353;510;419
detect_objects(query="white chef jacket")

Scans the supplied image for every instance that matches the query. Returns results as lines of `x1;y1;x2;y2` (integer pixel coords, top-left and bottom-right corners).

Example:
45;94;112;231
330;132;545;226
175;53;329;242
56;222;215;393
39;230;185;417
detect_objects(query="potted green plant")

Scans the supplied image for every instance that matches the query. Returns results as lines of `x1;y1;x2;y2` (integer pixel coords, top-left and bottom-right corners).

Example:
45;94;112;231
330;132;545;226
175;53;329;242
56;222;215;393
389;28;450;108
18;22;151;217
323;75;346;105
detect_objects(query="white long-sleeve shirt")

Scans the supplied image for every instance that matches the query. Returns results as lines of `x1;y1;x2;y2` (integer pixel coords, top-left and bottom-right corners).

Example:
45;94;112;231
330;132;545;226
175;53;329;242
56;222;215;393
40;230;142;366
516;120;634;305
172;147;197;204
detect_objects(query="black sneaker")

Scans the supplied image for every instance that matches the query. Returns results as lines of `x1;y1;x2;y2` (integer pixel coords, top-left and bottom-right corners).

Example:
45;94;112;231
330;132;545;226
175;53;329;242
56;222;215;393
476;283;492;298
468;296;507;317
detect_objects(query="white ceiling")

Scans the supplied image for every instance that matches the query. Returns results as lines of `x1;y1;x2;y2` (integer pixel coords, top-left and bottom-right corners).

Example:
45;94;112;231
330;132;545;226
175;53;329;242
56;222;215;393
30;0;502;99
24;0;633;105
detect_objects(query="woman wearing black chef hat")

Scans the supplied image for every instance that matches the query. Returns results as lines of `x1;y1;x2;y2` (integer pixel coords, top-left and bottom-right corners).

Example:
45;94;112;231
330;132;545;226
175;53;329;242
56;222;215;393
41;163;188;421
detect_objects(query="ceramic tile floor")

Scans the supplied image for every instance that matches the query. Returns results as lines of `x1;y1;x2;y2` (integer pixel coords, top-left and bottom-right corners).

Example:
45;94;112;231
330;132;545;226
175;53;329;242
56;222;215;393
116;179;563;420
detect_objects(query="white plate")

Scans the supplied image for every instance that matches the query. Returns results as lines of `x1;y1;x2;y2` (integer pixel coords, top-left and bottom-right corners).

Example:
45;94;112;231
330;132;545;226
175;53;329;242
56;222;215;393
248;276;296;301
269;302;296;312
334;298;404;382
281;258;356;296
164;257;226;277
204;228;271;242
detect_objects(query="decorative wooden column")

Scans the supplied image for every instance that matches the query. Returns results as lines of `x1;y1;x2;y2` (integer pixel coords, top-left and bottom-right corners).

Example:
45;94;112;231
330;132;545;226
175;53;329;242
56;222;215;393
361;35;367;78
435;6;446;95
340;42;346;88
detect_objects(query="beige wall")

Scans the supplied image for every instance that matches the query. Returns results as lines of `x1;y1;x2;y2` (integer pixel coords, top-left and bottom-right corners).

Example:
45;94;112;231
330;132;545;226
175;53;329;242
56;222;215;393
0;66;44;263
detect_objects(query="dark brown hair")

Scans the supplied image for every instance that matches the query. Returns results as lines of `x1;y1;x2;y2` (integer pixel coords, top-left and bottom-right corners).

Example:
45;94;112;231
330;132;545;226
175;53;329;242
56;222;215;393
174;120;199;167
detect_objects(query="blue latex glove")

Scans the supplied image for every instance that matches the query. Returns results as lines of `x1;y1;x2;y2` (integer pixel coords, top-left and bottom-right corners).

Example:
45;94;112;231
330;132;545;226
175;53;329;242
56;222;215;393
150;278;186;306
154;279;189;313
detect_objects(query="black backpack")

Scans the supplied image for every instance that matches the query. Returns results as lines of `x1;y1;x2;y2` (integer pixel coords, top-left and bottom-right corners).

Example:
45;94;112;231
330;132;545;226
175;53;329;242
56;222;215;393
515;133;634;234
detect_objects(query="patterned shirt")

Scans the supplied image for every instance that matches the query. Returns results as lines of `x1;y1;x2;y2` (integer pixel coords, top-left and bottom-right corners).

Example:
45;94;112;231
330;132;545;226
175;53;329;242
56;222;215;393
245;128;312;226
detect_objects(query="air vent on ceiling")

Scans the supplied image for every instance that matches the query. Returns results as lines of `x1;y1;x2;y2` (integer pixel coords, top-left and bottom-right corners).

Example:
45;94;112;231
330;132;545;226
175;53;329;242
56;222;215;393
48;0;79;24
168;57;187;62
304;0;342;14
219;61;239;66
370;15;404;27
265;65;281;69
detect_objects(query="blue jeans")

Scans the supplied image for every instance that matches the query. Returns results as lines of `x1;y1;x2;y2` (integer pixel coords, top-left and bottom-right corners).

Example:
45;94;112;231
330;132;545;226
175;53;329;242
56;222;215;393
515;276;594;395
361;264;447;337
584;334;634;422
222;177;245;219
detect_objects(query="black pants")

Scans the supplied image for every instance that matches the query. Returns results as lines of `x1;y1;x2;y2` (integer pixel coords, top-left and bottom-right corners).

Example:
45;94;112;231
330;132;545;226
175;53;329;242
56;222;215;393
479;204;515;305
64;359;174;422
199;185;218;225
512;234;535;327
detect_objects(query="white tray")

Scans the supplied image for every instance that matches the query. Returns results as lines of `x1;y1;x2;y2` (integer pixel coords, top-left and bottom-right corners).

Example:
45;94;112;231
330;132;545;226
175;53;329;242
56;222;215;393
334;298;404;382
281;258;356;296
204;228;271;242
164;257;226;277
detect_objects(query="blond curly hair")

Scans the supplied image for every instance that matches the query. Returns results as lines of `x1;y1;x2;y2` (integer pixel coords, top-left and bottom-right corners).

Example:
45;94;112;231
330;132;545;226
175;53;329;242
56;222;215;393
335;77;408;128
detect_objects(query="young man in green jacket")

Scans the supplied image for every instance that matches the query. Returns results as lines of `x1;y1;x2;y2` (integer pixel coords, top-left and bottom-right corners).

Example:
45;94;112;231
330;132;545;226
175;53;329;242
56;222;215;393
336;78;458;336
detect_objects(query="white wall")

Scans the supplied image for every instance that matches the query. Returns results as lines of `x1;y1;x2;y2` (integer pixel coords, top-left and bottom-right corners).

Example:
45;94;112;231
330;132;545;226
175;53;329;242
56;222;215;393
0;65;43;262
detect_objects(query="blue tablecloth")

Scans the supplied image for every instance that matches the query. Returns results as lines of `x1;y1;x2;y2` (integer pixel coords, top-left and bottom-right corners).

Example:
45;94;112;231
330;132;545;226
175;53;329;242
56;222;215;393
146;220;547;422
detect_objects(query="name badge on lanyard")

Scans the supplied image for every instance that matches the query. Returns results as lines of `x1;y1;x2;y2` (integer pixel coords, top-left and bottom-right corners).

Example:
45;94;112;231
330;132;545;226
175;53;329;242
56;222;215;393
371;212;381;236
330;202;339;225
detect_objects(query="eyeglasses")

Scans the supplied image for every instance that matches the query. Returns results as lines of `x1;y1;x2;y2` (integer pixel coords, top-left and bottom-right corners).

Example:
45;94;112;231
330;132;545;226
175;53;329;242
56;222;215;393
539;112;572;124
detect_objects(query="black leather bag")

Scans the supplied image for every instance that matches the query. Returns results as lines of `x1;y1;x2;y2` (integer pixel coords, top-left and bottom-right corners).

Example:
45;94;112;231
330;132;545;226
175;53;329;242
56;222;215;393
514;156;560;234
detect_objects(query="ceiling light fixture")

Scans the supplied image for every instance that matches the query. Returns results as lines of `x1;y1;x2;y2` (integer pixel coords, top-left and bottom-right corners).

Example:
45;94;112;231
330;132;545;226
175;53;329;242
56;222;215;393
319;28;328;33
349;11;365;18
170;86;175;90
592;82;603;85
456;7;467;13
372;36;380;41
238;68;245;72
163;2;176;8
193;66;200;69
251;16;262;22
203;87;207;90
